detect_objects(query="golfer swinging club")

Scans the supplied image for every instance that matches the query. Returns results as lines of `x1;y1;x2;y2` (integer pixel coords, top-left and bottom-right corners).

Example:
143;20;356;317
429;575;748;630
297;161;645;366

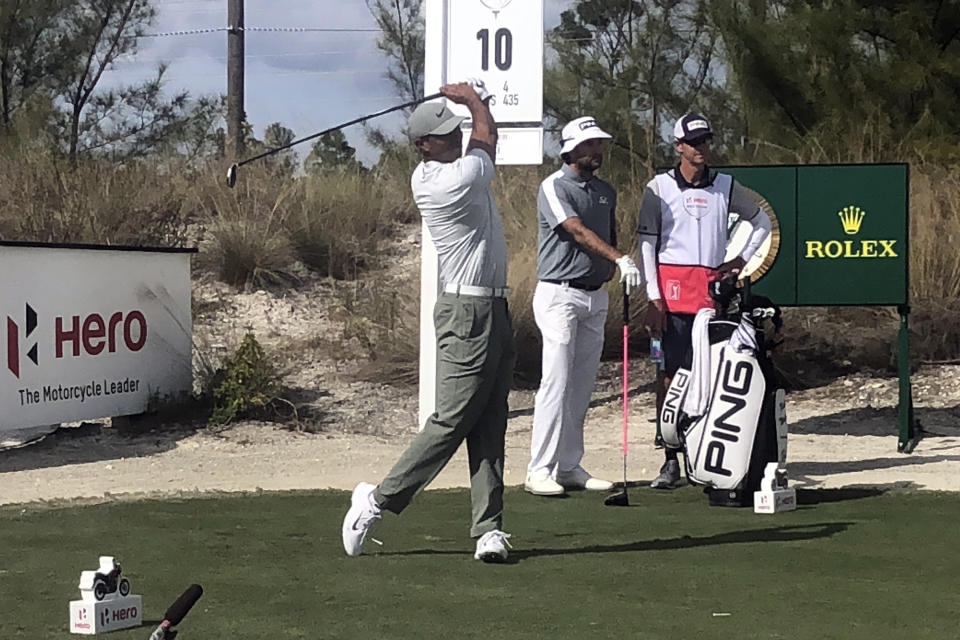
342;80;517;562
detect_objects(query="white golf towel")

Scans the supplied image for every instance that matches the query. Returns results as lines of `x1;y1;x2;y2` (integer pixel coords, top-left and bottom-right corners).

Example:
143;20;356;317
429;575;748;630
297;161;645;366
682;307;716;418
728;312;759;354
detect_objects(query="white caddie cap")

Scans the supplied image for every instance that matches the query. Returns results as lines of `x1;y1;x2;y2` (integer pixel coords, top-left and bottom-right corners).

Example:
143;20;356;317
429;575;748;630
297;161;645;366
559;116;612;155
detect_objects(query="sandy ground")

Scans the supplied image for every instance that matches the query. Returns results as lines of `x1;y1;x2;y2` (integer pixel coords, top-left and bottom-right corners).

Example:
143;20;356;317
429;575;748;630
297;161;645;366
2;362;958;507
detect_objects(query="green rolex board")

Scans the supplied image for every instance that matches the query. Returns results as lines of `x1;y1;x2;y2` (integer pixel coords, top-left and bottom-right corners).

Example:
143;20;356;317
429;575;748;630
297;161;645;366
721;163;908;306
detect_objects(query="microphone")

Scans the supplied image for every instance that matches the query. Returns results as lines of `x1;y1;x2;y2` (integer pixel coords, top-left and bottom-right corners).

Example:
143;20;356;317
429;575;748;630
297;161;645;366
148;584;203;640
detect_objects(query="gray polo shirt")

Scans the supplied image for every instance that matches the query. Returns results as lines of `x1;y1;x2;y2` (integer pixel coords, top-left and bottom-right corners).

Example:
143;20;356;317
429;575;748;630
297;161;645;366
411;148;508;288
536;164;617;287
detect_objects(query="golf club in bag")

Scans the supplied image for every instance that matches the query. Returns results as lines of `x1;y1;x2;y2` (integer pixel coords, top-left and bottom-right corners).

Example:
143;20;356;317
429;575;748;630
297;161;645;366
658;275;787;507
225;92;443;188
604;289;631;507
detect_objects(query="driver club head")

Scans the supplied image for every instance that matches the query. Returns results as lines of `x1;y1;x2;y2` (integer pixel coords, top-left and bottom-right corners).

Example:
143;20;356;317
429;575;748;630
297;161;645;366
225;163;238;188
603;489;629;507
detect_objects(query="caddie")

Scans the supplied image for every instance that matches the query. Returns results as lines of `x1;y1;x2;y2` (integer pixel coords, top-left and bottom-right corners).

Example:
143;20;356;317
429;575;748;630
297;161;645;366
636;112;771;489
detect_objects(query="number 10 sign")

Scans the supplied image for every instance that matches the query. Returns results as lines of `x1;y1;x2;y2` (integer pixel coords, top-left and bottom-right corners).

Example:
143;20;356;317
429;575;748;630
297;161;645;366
444;0;543;128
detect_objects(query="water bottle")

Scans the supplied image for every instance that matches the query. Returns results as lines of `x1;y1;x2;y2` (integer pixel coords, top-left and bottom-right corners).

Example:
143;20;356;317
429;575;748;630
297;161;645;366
650;337;664;368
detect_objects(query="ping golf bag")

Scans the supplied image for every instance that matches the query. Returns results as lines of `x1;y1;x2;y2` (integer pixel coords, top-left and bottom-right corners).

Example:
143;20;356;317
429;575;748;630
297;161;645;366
659;276;787;507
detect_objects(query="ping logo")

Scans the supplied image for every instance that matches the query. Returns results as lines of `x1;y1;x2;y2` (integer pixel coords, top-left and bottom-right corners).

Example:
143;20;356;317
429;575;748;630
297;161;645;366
6;303;39;379
838;205;865;235
578;119;597;131
703;359;753;478
661;370;689;425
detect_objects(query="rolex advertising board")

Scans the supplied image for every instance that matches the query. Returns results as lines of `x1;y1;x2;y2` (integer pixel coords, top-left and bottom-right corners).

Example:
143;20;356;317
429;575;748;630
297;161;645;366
1;243;195;433
795;164;908;305
721;163;908;307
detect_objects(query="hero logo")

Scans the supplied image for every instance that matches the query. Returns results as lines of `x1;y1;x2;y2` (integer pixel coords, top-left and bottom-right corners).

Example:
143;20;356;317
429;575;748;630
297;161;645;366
100;605;138;626
6;305;147;378
6;303;38;378
703;360;753;477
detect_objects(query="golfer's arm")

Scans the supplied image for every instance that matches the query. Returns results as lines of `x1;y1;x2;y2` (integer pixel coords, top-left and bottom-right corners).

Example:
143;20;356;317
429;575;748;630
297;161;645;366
465;97;497;161
560;216;623;262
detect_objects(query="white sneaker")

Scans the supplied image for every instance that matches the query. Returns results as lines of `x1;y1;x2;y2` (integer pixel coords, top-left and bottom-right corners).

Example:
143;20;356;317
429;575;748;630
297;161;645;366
474;530;512;563
342;482;381;556
524;469;565;496
556;466;614;491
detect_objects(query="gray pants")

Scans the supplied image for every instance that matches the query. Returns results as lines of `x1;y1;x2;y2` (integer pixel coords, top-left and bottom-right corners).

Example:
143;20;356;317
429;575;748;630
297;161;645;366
374;292;515;538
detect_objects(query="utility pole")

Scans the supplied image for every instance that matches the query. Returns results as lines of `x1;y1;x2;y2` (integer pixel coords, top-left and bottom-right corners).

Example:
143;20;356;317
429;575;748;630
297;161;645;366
227;0;245;159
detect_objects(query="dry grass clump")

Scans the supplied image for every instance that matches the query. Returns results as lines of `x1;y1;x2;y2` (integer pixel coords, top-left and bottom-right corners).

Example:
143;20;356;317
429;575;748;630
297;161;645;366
0;149;187;246
188;162;419;289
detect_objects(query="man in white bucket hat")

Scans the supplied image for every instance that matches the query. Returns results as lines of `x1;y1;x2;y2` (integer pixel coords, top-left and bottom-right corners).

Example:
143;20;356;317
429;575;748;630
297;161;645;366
524;116;642;497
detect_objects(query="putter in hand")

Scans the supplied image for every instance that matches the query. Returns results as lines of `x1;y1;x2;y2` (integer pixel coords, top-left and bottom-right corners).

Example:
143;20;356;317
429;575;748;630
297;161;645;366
605;289;631;507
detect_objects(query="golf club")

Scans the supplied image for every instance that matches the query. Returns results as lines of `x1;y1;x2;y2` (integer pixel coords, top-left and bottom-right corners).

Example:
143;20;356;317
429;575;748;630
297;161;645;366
604;289;631;507
225;91;443;188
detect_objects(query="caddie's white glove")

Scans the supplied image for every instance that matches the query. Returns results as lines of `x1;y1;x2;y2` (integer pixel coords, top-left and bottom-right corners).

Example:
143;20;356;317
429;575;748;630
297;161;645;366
465;77;492;102
615;255;642;295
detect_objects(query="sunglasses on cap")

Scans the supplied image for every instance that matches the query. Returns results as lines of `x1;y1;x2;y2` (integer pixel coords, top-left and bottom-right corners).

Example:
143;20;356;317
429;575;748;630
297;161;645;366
683;134;713;147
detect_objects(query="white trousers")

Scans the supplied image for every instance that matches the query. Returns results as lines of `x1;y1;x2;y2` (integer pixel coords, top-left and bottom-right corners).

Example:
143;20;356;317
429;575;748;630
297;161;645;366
528;281;608;476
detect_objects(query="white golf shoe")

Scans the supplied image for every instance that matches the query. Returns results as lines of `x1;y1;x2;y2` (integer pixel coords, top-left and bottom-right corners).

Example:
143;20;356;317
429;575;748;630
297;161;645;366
524;469;565;496
474;530;512;563
341;482;381;556
556;466;614;491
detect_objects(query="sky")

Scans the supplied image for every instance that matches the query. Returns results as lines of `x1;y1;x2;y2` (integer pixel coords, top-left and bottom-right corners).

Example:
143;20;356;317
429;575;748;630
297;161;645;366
104;0;572;165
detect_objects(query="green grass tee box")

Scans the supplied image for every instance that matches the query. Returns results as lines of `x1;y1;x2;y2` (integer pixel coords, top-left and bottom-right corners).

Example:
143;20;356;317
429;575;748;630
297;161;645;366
2;486;958;639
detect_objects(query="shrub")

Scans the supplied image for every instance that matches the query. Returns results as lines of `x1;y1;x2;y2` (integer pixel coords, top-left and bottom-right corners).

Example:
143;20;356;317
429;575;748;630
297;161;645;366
209;333;282;426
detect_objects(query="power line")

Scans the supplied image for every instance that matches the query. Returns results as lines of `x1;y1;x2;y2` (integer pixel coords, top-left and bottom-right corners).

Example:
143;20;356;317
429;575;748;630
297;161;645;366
117;51;375;63
105;67;390;79
140;26;380;38
140;27;225;37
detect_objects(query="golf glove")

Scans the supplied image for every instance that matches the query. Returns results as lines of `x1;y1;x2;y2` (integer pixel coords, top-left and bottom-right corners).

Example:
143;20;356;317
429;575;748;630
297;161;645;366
465;77;492;102
615;255;642;294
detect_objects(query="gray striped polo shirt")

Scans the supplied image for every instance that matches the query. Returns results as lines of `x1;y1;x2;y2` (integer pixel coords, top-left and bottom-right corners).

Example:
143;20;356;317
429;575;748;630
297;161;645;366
536;164;617;288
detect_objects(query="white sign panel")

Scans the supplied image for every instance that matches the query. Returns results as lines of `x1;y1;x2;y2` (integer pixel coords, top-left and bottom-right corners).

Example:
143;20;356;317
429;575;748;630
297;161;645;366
1;244;193;432
461;125;543;165
445;0;543;127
